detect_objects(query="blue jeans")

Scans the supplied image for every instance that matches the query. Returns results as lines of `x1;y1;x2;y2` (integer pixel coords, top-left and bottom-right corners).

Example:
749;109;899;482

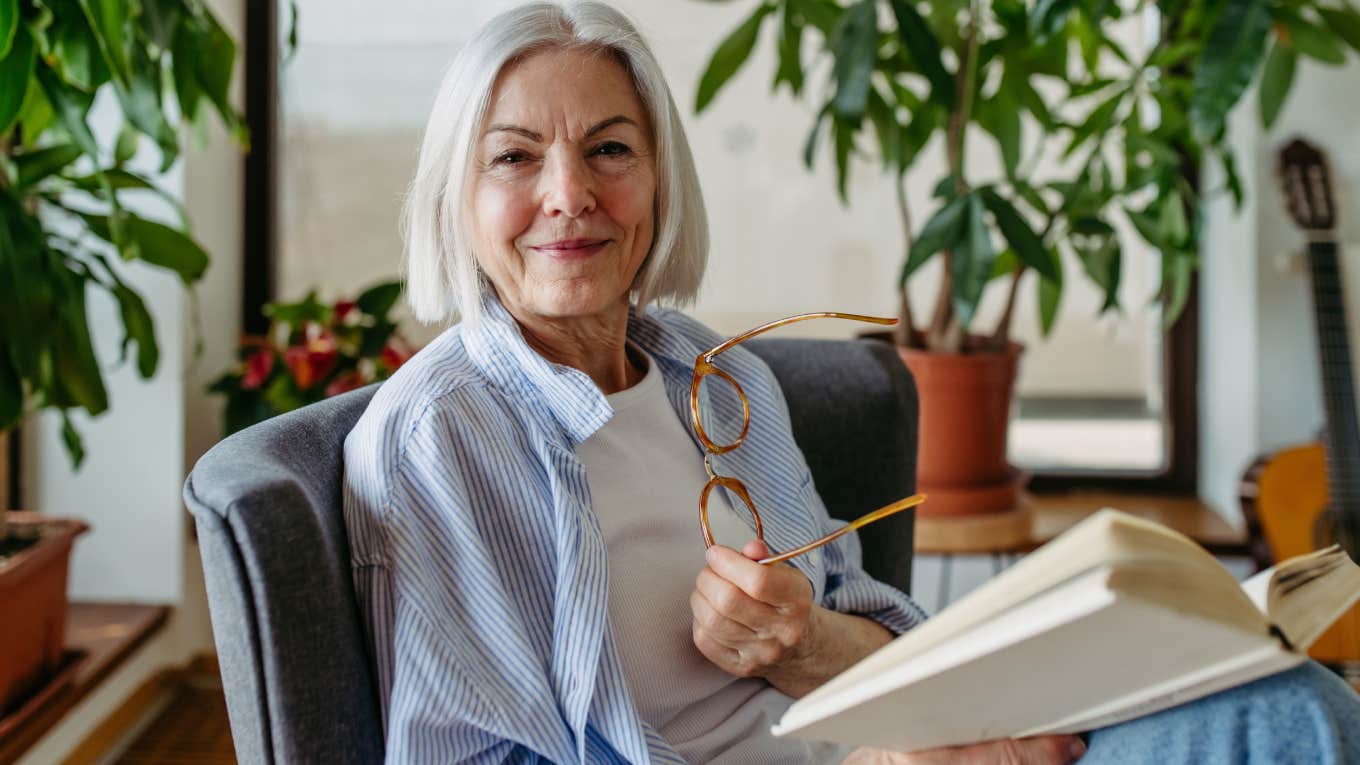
1083;662;1360;764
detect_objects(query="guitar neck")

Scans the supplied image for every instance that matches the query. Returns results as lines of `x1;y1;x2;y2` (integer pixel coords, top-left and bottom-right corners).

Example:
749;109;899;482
1306;240;1360;511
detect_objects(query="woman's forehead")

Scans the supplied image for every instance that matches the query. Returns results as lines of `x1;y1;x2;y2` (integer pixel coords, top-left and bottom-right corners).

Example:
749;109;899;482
484;47;647;135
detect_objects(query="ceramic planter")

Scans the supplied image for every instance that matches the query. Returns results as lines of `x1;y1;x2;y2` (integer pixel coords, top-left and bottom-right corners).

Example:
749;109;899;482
895;342;1028;517
0;513;88;715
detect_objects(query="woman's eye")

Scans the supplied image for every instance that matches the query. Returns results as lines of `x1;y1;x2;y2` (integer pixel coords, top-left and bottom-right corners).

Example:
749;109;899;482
493;151;530;165
592;141;631;157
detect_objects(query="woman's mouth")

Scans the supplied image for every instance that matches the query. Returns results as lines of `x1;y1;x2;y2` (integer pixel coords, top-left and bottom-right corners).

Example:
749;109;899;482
530;239;609;260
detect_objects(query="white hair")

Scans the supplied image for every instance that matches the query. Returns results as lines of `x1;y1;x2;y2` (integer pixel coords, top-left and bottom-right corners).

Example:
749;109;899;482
401;1;709;328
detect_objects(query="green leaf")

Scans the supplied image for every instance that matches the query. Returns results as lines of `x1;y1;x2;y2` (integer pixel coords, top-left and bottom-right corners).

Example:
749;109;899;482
140;0;182;49
112;281;158;377
190;8;247;145
789;0;841;35
13;143;82;187
1064;88;1123;159
1318;7;1360;55
81;213;209;283
1220;147;1244;209
889;0;954;107
0;337;20;430
59;410;86;468
0;197;55;382
171;16;201;122
695;3;774;112
830;0;877;120
1280;14;1348;65
1256;40;1289;128
77;0;131;86
991;248;1019;279
951;194;996;328
802;102;831;168
114;120;139;165
44;0;112;91
355;281;403;318
0;0;17;60
66;168;190;227
982;189;1056;279
901;193;969;285
113;43;178;172
773;4;804;95
16;74;54;145
51;265;108;415
1190;0;1271;141
984;84;1022;176
865;86;901;170
1160;189;1189;248
1030;0;1077;39
36;64;98;158
0;21;34;134
1077;236;1121;312
1161;251;1194;328
1037;266;1062;337
832;112;853;201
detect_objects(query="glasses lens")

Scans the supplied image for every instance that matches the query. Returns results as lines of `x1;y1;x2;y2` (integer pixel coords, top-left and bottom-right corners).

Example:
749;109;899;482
704;481;761;550
696;370;747;450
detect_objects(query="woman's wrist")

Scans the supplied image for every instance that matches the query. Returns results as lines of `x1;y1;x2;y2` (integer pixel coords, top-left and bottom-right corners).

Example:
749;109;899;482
766;606;894;698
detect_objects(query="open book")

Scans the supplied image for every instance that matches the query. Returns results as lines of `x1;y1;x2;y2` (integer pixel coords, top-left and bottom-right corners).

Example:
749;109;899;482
772;509;1360;752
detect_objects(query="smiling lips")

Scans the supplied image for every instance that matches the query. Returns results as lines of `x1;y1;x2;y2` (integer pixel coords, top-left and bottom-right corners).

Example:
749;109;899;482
530;238;609;259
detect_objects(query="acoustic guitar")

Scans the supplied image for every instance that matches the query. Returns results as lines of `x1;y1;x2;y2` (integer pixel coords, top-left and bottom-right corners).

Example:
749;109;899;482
1240;138;1360;679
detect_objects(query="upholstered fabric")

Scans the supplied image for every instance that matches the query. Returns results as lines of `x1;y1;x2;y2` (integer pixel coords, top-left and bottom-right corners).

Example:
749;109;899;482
183;337;919;764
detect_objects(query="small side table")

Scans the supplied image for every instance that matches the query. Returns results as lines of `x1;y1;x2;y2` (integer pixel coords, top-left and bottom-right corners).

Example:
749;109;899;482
914;491;1250;609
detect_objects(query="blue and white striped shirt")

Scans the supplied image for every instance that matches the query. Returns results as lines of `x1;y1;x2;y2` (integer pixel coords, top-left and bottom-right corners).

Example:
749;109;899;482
342;296;928;763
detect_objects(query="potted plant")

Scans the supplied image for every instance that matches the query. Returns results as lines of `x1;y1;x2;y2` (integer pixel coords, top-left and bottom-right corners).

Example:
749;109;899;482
208;281;414;436
0;0;244;716
695;0;1360;515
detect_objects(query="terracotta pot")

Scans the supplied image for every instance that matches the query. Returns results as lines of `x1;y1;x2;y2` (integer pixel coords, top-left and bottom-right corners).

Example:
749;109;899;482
0;513;88;715
887;340;1027;517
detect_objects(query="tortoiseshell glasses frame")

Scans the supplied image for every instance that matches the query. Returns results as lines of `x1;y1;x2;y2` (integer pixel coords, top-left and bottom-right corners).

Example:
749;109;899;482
690;312;928;566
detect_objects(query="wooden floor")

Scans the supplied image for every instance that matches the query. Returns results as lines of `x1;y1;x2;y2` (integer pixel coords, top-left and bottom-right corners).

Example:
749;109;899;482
113;678;235;765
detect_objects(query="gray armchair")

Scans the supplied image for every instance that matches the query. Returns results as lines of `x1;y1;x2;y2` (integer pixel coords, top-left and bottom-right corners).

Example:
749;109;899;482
183;337;919;764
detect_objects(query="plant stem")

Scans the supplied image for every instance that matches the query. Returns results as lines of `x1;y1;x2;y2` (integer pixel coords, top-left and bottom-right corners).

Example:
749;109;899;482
930;0;981;352
991;265;1025;348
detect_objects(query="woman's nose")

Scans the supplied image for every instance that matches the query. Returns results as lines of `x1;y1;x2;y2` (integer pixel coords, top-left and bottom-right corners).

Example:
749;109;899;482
541;151;596;219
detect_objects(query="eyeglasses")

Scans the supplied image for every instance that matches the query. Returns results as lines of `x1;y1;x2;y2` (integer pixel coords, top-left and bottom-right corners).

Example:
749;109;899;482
690;312;928;566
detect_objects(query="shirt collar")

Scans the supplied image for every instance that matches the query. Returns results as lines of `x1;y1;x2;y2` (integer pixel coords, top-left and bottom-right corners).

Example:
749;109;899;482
461;294;706;445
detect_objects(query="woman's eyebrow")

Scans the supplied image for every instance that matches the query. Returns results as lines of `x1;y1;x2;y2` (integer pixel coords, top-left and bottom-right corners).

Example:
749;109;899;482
484;115;639;142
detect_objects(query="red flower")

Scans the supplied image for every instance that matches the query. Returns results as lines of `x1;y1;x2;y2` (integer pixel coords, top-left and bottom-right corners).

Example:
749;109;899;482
284;345;339;390
333;301;358;323
380;341;411;371
324;371;366;398
241;348;274;390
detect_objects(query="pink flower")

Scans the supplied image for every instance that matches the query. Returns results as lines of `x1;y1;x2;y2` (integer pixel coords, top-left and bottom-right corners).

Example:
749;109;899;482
325;371;366;398
241;348;274;390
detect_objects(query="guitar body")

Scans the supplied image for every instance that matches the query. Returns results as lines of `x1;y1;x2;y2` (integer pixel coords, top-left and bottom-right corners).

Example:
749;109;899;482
1244;442;1360;664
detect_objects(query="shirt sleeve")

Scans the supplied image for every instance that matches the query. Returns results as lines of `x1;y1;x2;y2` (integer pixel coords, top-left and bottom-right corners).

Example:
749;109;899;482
814;499;930;634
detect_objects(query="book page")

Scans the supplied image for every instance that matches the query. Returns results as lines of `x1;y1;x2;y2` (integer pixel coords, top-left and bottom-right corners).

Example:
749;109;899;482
1243;546;1360;648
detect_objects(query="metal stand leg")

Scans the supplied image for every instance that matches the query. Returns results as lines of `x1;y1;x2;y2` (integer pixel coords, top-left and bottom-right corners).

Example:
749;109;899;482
937;553;953;611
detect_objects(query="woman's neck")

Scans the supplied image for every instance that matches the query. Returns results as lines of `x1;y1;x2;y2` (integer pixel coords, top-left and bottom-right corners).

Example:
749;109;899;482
510;301;644;395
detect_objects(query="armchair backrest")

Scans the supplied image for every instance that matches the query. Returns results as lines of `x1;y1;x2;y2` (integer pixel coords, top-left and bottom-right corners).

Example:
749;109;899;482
183;337;917;763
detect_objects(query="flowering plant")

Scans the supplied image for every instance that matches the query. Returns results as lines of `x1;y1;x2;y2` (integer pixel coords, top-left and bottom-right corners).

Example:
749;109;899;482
209;281;413;435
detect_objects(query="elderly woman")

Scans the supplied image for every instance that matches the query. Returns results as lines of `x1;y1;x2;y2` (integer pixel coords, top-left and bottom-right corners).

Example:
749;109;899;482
343;2;1360;763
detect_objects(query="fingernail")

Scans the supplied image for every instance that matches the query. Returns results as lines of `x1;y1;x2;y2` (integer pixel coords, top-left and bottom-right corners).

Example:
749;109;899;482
1069;737;1087;761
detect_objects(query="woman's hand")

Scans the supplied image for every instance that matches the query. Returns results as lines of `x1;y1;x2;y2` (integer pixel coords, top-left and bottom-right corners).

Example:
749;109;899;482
690;539;894;697
844;735;1086;765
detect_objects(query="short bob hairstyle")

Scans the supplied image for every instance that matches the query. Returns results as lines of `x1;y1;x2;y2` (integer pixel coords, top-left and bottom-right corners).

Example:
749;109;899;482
402;1;709;327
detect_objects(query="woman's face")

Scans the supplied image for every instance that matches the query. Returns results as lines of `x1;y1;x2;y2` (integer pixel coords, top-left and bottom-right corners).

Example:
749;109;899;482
469;47;657;325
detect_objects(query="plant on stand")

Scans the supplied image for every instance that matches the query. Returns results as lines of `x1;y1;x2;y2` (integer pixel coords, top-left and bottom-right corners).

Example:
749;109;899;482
696;0;1360;515
0;0;244;716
